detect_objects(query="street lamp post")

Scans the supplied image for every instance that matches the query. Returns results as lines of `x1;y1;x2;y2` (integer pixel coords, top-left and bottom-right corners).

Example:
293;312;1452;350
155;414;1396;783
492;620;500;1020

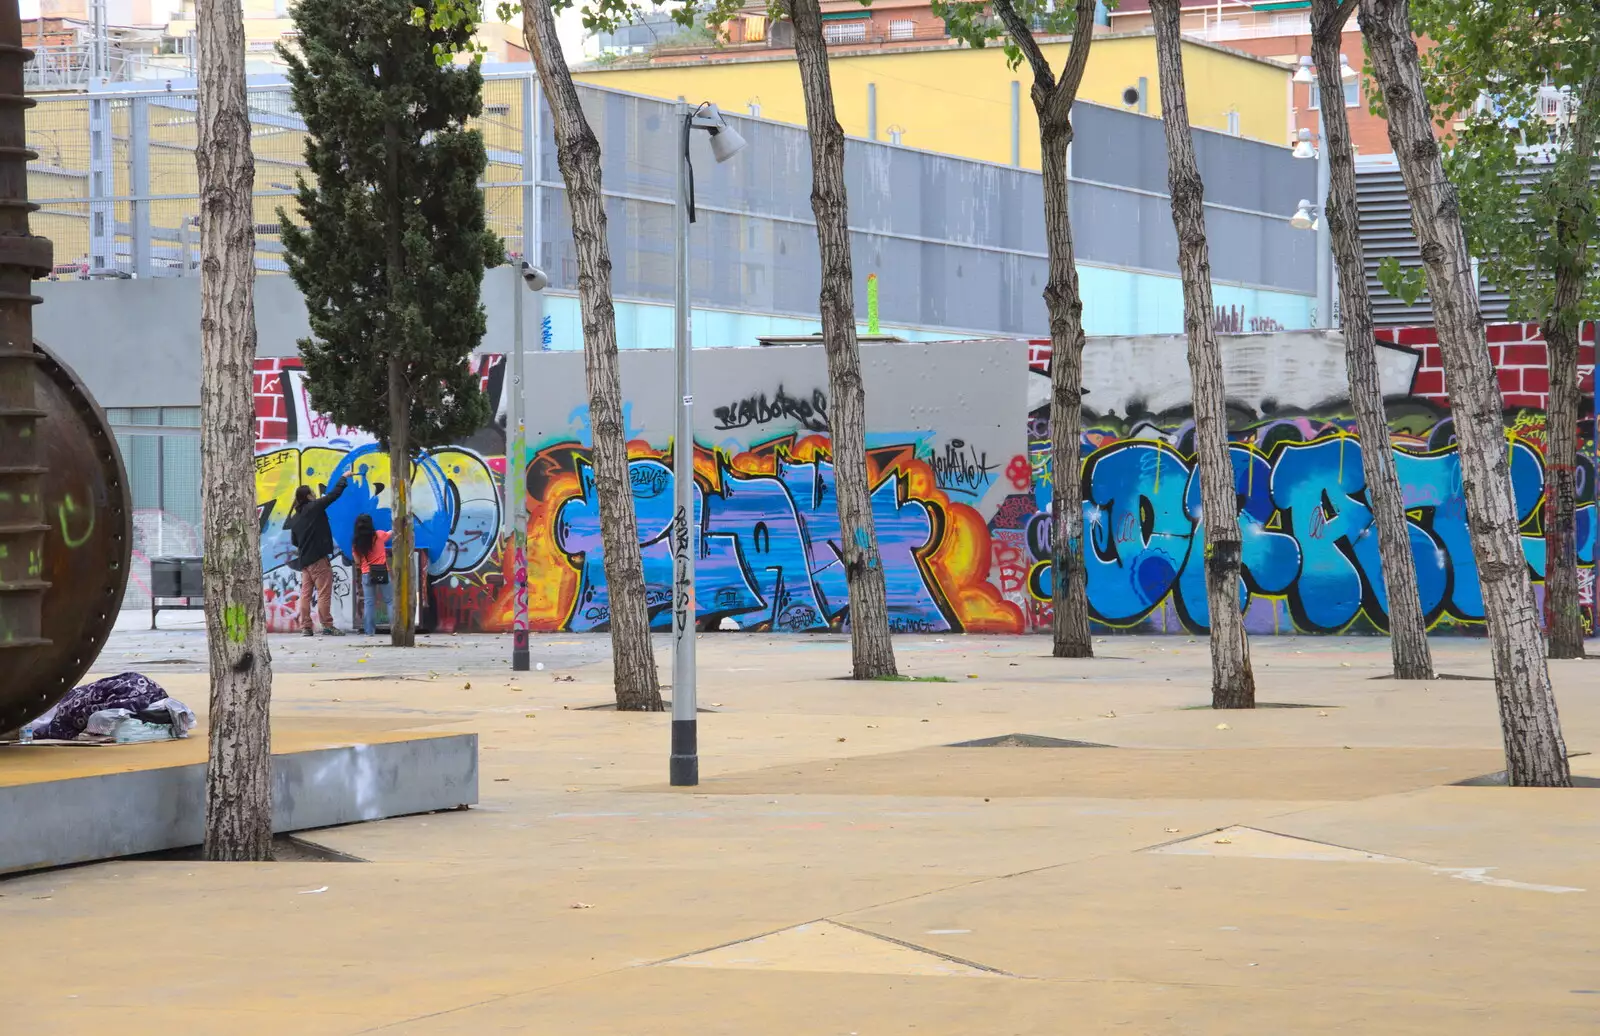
507;259;548;672
1294;55;1357;329
670;101;746;788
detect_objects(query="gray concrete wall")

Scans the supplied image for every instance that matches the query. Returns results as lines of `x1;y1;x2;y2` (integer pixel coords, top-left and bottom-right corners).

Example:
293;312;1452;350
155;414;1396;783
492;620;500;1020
36;267;538;409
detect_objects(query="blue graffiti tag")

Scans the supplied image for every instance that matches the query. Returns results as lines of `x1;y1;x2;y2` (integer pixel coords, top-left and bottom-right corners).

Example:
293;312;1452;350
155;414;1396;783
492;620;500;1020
554;454;947;633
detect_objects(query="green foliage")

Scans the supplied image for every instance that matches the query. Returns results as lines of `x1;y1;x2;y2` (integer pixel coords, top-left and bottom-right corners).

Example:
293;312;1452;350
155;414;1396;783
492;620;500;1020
1409;0;1600;325
1376;256;1427;306
280;0;503;451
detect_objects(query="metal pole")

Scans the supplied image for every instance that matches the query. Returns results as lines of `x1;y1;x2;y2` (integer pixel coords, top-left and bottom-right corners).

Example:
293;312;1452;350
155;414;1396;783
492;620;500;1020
670;102;698;787
1010;80;1020;167
1315;135;1332;328
508;264;529;671
867;82;877;141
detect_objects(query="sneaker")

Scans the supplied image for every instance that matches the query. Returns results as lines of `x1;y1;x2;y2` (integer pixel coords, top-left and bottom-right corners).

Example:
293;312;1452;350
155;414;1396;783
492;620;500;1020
321;626;346;637
301;629;314;638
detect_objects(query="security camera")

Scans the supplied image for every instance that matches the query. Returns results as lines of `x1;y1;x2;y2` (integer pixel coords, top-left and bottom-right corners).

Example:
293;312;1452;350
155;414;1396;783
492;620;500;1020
519;260;549;292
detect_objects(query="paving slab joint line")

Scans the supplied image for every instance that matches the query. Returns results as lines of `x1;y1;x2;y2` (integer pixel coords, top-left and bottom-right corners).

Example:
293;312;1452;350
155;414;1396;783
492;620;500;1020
1141;824;1587;892
826;919;1024;978
1136;823;1234;853
648;918;1023;978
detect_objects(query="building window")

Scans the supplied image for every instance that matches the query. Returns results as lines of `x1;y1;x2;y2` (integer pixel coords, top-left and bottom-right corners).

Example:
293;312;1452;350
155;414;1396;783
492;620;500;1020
823;21;868;43
1309;78;1359;109
744;14;766;42
889;19;915;40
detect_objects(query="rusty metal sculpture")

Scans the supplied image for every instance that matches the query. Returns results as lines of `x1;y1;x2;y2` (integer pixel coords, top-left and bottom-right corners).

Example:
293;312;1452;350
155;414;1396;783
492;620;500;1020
0;5;132;735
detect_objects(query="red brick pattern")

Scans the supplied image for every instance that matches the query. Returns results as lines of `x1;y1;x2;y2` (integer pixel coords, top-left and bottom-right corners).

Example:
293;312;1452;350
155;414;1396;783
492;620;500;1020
1377;321;1598;411
254;357;301;448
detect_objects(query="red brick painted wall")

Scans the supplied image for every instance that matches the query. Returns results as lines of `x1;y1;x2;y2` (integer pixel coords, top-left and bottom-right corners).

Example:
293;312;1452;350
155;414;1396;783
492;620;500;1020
1374;321;1598;410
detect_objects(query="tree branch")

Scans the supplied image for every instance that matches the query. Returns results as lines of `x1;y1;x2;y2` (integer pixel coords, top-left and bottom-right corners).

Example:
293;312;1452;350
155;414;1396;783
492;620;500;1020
1314;0;1359;38
992;0;1055;93
1051;0;1100;113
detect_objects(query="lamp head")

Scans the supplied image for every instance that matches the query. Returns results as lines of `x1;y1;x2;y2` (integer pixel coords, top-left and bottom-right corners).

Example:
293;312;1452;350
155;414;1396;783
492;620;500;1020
1290;200;1316;230
1293;56;1316;84
695;102;748;163
1292;127;1316;159
1339;54;1358;81
519;260;549;292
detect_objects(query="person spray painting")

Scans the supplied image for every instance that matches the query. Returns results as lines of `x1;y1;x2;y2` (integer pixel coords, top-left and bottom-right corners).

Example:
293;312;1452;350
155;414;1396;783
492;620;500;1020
351;512;393;636
288;476;348;636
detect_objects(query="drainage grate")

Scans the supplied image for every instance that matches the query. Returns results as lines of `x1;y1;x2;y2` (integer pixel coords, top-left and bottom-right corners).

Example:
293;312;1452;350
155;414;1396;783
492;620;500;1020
1180;702;1336;710
573;700;718;713
948;733;1113;748
1370;673;1493;681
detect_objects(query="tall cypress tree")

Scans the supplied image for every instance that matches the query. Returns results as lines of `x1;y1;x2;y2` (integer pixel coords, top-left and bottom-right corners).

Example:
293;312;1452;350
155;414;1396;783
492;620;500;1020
280;0;502;646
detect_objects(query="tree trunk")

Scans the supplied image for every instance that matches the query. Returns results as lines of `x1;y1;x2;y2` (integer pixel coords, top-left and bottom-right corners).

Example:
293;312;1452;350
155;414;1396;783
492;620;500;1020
388;355;415;646
385;115;416;648
1313;0;1433;679
197;0;274;860
1150;0;1254;708
1040;117;1092;658
790;0;897;678
524;2;662;709
1362;0;1570;785
1539;57;1600;660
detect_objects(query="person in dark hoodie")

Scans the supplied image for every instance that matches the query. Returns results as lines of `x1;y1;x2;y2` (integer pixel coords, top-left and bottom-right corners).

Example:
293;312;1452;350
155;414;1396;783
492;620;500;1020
288;476;348;636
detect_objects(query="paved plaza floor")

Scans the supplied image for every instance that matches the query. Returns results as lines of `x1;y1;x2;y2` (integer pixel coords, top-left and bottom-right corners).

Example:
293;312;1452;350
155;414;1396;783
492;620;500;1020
4;629;1598;1034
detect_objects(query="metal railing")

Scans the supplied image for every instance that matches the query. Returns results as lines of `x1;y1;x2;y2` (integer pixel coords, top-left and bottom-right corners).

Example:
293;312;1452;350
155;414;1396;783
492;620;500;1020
23;43;169;91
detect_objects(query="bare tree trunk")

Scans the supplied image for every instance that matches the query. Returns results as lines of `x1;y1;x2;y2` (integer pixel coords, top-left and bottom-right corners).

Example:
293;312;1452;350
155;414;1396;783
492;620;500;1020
1313;0;1433;679
1539;58;1600;660
388;355;415;646
990;0;1097;659
1363;0;1570;785
1041;119;1093;659
385;115;416;648
197;0;274;860
1151;0;1254;708
525;3;662;708
790;0;897;678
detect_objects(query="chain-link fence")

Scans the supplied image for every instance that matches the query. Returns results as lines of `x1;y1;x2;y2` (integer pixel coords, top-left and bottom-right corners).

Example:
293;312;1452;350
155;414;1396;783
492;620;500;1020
27;71;537;280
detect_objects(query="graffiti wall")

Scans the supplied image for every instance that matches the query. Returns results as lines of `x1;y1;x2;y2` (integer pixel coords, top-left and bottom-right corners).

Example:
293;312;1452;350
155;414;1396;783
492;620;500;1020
1005;324;1598;636
253;356;509;632
253;325;1597;637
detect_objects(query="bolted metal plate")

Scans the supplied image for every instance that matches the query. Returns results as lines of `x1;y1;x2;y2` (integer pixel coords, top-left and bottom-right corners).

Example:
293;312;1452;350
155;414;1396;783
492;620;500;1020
0;342;132;735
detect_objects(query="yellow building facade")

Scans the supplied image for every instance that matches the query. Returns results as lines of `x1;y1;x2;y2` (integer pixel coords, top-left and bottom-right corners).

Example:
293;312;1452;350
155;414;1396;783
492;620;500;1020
576;32;1293;169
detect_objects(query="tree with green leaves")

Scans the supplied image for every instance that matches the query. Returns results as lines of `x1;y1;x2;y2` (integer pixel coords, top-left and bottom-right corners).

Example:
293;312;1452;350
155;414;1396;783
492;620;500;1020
1363;0;1571;785
1406;0;1600;659
1150;0;1255;707
932;0;1099;659
1310;0;1435;679
280;0;502;649
198;0;275;861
